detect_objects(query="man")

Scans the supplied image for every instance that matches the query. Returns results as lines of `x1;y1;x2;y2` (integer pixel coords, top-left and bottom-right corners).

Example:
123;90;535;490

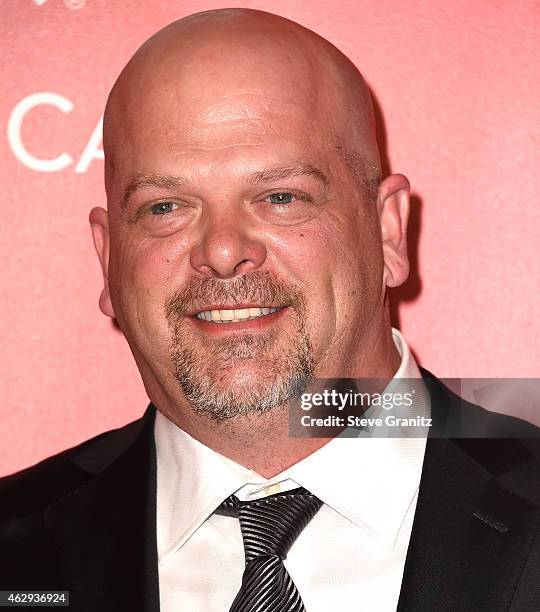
1;8;539;612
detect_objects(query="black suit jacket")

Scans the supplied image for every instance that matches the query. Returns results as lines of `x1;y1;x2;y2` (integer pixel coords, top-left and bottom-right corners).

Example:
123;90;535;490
1;371;539;611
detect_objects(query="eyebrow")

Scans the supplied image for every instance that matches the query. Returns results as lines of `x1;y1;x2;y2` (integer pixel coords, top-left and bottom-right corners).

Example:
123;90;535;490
120;162;330;211
245;163;330;187
121;174;187;211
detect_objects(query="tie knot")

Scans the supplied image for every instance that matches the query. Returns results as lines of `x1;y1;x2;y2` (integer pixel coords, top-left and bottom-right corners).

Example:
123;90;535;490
216;487;323;561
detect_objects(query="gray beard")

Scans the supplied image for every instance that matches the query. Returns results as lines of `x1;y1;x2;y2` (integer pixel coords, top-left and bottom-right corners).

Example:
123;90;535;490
169;316;314;421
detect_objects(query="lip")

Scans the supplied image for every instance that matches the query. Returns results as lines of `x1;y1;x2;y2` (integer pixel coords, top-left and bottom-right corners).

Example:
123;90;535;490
186;303;285;317
186;306;288;335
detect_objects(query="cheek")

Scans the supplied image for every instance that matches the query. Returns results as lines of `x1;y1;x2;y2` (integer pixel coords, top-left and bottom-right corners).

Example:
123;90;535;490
268;227;339;341
108;233;190;334
114;228;191;287
334;226;385;326
284;211;383;328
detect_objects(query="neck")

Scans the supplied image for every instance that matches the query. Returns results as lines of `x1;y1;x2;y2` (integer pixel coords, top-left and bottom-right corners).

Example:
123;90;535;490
191;409;336;478
150;325;402;478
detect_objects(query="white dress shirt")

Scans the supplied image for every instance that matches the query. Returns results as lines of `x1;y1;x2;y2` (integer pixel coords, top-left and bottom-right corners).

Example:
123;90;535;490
155;328;430;611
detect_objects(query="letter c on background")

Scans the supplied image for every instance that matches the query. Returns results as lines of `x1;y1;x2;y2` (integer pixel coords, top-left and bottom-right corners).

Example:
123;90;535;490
7;92;74;172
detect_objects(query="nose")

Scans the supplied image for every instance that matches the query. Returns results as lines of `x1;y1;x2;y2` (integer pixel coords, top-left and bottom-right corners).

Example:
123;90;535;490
189;208;267;279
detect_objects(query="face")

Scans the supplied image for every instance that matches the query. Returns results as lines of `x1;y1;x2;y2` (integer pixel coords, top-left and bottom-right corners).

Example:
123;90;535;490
91;34;408;423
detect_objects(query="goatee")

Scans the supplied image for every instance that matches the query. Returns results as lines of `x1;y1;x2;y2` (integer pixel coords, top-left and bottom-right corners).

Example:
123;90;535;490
165;272;315;421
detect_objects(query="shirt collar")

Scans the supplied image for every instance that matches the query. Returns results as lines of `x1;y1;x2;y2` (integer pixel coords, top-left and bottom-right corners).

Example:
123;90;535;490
155;328;430;561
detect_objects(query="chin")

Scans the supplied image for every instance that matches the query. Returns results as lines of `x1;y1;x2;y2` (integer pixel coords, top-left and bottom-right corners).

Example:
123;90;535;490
174;358;313;422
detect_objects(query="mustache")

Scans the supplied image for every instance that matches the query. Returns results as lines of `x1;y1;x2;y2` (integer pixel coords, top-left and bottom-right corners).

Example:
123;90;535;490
165;271;305;318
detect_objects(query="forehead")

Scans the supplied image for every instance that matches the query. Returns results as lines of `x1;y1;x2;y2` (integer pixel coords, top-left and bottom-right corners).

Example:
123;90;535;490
108;102;341;201
105;40;349;186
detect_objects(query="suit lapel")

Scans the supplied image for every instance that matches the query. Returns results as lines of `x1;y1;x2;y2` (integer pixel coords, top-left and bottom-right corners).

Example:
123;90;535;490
44;406;160;612
398;376;540;611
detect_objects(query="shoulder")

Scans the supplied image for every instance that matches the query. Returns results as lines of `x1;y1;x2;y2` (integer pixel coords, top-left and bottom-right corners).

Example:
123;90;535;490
420;366;540;438
421;368;540;503
0;408;153;524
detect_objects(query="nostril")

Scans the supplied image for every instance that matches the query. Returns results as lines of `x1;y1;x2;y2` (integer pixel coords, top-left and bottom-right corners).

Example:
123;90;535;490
189;233;267;278
234;259;256;275
234;259;248;270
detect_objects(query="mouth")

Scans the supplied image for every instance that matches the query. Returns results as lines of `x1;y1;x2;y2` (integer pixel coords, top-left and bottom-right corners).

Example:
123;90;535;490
194;306;284;324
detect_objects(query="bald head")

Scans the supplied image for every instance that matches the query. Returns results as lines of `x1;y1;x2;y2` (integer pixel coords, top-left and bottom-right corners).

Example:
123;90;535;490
103;8;380;199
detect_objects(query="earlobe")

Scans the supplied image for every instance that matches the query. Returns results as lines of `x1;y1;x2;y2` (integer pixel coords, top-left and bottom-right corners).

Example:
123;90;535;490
89;206;115;319
98;287;115;319
377;174;410;289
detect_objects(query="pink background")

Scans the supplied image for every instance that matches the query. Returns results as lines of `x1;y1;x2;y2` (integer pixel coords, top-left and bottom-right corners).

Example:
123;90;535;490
1;0;539;476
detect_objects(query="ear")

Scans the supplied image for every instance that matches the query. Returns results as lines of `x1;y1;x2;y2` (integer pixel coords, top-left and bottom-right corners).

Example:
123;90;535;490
377;174;410;288
89;206;115;318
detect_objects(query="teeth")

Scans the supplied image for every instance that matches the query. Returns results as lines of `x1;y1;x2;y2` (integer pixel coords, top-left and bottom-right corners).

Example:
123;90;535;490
221;310;234;321
196;306;281;323
235;308;250;320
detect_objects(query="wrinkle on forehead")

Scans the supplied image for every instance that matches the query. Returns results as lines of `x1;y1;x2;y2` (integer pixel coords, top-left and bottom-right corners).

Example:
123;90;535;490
104;8;380;197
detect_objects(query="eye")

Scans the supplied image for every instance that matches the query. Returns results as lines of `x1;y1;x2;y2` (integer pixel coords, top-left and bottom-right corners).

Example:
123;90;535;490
265;192;296;205
149;201;179;215
252;188;321;226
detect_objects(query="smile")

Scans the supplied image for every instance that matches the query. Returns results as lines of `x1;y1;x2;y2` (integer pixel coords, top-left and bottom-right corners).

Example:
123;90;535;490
195;306;283;323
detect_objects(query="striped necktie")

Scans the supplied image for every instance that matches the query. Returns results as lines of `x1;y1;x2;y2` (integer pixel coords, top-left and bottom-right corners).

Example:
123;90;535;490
216;486;323;612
